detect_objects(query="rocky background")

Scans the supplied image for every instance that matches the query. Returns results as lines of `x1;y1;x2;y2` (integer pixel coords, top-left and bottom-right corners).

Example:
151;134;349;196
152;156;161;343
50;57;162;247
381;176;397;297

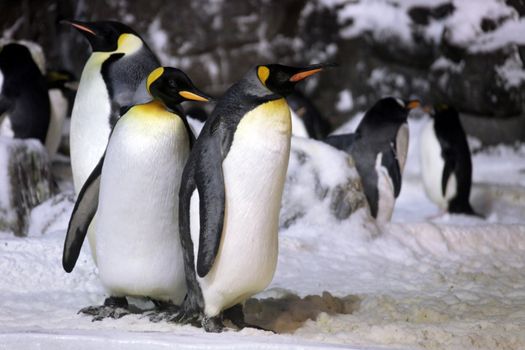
1;0;524;143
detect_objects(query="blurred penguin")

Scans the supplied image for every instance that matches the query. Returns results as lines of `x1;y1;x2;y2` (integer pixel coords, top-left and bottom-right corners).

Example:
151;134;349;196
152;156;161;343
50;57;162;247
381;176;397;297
420;104;478;216
325;97;420;223
286;90;332;139
0;43;50;145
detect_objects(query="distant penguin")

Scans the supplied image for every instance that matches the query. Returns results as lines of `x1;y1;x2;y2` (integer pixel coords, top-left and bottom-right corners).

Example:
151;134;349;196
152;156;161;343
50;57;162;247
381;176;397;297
325;97;420;223
420;104;477;215
177;63;332;332
286;90;332;139
45;70;77;157
62;67;210;319
66;20;160;261
0;43;50;145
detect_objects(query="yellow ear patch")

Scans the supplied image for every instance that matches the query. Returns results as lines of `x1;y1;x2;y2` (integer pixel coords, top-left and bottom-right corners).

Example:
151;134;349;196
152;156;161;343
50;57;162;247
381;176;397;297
179;91;209;102
117;33;142;54
257;66;270;86
147;67;164;94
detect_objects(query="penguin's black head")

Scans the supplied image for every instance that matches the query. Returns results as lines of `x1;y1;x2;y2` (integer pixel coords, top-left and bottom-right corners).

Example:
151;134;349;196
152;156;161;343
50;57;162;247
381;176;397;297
146;67;211;109
369;97;420;122
255;63;335;96
64;20;141;52
430;103;460;121
0;43;35;73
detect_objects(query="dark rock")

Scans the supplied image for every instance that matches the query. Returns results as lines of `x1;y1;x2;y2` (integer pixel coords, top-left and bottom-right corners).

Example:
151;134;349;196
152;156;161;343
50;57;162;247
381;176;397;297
0;137;54;236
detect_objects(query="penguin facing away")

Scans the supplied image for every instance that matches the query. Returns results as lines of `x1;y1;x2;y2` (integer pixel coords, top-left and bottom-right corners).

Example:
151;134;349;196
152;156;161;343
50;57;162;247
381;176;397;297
66;20;160;263
420;104;477;215
177;62;332;332
325;97;420;223
0;43;51;145
62;67;210;320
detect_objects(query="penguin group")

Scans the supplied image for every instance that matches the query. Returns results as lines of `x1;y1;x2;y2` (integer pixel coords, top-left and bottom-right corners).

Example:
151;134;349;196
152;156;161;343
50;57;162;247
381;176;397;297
0;17;480;332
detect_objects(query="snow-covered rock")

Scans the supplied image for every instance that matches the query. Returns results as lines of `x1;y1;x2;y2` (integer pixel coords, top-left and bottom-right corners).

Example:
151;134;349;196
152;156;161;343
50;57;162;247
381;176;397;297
0;137;53;236
281;137;371;228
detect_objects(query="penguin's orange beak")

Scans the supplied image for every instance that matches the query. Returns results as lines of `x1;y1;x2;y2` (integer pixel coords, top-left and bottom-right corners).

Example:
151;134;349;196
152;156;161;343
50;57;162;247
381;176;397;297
406;100;421;110
289;62;337;82
62;20;97;36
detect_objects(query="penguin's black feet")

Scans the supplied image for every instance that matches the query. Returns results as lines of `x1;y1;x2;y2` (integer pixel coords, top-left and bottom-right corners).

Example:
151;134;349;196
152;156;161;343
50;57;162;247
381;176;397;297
146;299;181;323
202;315;224;333
223;304;274;333
78;297;130;321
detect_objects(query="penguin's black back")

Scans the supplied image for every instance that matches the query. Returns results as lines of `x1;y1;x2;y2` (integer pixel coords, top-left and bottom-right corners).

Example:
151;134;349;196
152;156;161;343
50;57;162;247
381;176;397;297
433;106;475;215
0;43;50;144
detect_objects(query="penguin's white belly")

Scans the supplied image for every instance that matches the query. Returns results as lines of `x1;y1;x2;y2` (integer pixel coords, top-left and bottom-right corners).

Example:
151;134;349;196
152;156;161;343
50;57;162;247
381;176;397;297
193;99;291;317
420;121;448;208
70;54;112;192
375;153;395;224
96;112;188;303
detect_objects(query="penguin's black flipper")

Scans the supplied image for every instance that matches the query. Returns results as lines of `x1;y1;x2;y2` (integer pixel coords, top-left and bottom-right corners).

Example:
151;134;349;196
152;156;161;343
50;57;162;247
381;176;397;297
195;135;225;278
441;148;456;197
323;133;358;153
62;154;104;273
383;145;402;198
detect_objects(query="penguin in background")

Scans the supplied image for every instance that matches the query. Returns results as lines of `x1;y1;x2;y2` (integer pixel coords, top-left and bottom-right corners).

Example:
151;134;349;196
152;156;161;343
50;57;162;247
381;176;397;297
65;20;160;262
176;62;333;332
325;97;420;223
286;89;332;140
62;67;210;320
420;104;478;216
0;43;51;145
45;70;77;157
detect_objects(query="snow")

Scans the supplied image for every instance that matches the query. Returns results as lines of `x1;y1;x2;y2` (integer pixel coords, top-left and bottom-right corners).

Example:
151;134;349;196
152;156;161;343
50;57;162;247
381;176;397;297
335;89;353;112
1;109;525;349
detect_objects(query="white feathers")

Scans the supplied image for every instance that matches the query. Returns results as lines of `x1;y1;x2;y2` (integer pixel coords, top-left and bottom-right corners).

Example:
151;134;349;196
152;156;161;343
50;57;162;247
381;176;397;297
194;99;291;317
395;98;405;108
375;152;396;224
95;107;189;302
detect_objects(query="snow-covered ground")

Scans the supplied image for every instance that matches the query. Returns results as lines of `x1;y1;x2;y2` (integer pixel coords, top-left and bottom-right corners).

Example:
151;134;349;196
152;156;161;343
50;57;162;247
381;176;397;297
1;113;525;350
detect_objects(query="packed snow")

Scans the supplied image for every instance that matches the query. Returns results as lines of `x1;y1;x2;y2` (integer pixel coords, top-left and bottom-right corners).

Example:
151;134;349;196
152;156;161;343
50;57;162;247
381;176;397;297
1;112;525;349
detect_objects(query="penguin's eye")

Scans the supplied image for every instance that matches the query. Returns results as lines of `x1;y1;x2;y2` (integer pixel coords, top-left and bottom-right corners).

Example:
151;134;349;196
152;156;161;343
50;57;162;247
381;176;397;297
168;79;177;89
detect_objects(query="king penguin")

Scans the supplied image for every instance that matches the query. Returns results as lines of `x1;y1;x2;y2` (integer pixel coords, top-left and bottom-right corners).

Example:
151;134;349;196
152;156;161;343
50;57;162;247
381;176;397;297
177;63;332;332
66;20;160;261
325;97;420;223
420;104;478;215
62;67;210;320
0;43;50;145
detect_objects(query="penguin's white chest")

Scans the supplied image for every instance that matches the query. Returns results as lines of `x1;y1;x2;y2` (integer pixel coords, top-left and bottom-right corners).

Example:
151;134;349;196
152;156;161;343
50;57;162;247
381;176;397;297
420;120;454;208
70;54;112;192
374;152;395;224
96;109;189;303
192;99;291;317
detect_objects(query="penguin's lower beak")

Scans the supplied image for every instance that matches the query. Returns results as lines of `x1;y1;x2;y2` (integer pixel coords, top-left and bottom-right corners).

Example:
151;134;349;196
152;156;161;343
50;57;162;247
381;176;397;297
179;89;213;103
62;20;97;36
289;62;337;82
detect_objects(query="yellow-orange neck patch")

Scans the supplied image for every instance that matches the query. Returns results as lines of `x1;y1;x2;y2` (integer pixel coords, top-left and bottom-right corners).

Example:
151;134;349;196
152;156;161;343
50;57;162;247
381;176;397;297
146;67;164;95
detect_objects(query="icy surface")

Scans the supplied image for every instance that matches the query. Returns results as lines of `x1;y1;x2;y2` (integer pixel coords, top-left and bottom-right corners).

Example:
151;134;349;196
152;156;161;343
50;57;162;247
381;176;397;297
1;110;525;349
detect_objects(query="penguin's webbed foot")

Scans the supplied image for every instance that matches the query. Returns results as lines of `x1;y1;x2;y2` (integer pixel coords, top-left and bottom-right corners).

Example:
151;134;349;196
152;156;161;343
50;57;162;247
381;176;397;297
202;315;224;333
78;296;130;321
146;299;181;323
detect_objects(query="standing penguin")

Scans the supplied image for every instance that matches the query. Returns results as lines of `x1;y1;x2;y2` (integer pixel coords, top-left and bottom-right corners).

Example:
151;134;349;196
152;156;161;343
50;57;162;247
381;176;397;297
177;63;331;332
0;43;50;145
62;67;210;320
66;20;160;260
420;104;477;215
325;97;420;223
286;90;332;139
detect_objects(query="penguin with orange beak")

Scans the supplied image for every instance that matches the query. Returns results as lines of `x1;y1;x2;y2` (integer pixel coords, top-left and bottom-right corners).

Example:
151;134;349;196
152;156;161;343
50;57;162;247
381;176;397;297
177;63;333;332
325;97;420;223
